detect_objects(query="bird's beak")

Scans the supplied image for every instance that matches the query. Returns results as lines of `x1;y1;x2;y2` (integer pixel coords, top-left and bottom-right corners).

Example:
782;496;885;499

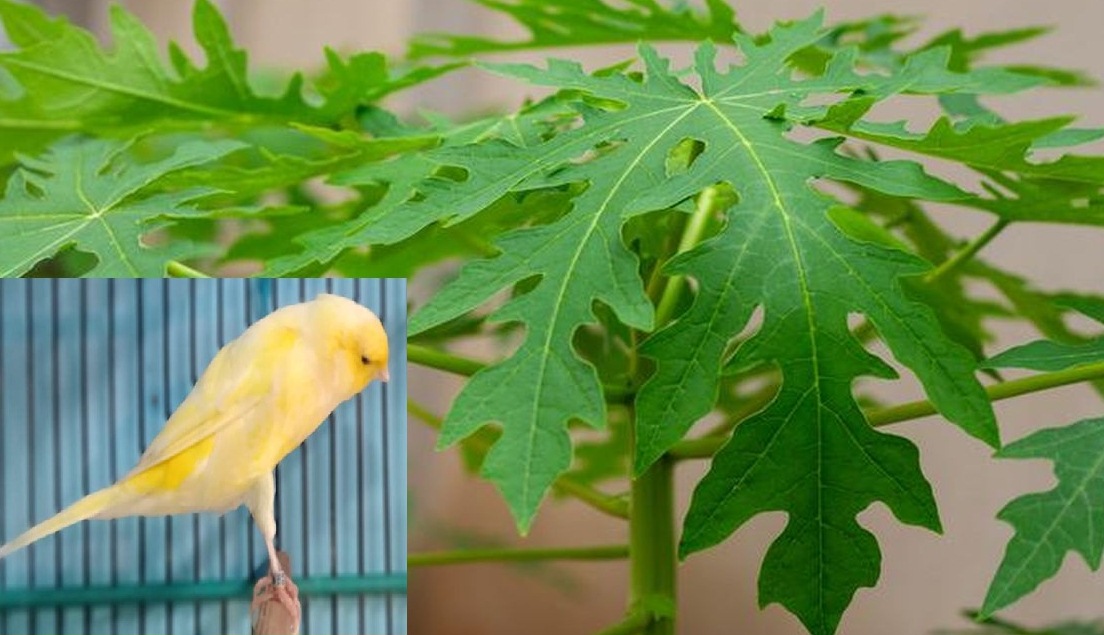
379;367;390;383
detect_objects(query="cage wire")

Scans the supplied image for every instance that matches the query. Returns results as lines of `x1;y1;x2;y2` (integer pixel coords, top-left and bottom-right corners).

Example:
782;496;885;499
0;278;407;635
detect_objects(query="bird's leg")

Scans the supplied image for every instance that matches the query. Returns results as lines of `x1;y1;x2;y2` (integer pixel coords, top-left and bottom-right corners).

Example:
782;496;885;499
259;533;300;621
246;472;301;629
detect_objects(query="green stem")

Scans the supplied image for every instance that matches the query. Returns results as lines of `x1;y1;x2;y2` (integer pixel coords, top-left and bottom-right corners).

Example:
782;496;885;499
166;260;209;278
408;544;628;567
924;219;1009;284
630;455;676;635
653;186;718;327
594;610;653;635
407;346;634;402
668;360;1104;459
407;344;486;376
408;398;444;429
408;399;629;519
963;610;1033;633
870;360;1104;426
554;474;630;519
621;187;718;635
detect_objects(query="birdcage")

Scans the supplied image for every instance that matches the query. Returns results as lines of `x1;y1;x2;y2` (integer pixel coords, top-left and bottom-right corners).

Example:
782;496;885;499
0;278;407;635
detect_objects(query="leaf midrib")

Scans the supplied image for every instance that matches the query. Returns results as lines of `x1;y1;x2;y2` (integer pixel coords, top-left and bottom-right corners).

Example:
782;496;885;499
2;154;141;276
701;96;831;627
518;102;702;515
3;57;239;119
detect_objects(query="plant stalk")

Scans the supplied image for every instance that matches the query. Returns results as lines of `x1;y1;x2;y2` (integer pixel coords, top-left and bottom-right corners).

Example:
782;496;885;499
629;455;676;635
555;475;630;519
407;344;486;376
924;218;1009;284
407;345;634;402
622;186;718;635
408;544;629;567
653;186;718;327
166;260;209;278
870;360;1104;425
669;360;1104;459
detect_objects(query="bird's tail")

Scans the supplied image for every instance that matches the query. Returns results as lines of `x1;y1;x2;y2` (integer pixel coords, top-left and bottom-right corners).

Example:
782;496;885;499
0;486;118;560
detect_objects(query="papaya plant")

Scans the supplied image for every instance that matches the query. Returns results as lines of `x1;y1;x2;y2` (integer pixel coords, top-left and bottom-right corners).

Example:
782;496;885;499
2;1;1104;633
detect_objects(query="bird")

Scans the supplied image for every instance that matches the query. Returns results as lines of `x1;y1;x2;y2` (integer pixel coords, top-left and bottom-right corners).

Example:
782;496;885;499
0;292;390;628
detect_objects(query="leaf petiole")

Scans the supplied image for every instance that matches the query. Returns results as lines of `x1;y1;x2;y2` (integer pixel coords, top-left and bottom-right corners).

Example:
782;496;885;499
555;475;630;519
407;344;486;376
653;185;720;328
669;360;1104;459
166;260;210;278
924;218;1010;285
407;344;634;401
408;544;629;567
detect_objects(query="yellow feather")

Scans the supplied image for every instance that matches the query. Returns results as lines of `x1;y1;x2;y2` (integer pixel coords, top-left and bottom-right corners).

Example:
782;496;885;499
0;487;118;559
124;435;216;493
0;292;390;563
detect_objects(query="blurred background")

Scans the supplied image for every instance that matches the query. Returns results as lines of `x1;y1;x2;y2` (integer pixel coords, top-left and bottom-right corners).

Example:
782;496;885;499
6;1;1104;633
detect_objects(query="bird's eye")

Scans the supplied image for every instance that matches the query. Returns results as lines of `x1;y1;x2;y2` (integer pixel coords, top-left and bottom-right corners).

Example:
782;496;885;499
360;355;370;365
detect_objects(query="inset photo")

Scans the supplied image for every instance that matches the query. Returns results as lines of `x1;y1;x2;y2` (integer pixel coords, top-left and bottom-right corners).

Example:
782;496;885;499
0;279;406;635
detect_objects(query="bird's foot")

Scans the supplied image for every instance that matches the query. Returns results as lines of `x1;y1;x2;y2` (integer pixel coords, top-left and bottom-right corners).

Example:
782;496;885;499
271;571;301;624
252;570;301;633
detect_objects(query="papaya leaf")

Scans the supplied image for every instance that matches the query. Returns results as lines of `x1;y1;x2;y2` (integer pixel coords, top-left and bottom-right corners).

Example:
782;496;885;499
0;0;445;157
263;99;579;275
979;416;1104;618
409;0;739;58
396;18;1019;630
984;308;1104;372
978;326;1104;617
0;137;243;276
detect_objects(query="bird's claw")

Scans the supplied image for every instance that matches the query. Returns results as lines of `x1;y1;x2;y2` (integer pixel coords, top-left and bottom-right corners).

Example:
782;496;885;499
252;571;301;634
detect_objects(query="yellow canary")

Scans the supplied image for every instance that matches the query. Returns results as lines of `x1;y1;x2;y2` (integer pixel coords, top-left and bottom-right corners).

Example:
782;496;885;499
0;292;390;624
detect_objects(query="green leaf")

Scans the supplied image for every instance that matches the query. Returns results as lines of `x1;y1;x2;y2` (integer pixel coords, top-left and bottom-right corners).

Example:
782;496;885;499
972;268;1104;396
1032;127;1104;150
400;15;1005;625
263;100;578;275
984;305;1104;372
921;25;1093;86
821;115;1104;226
311;49;463;115
830;117;1094;180
939;613;1104;635
0;0;441;156
1052;292;1104;326
0;137;244;276
644;32;995;635
165;126;438;204
979;416;1104;617
409;0;739;58
979;327;1104;616
0;0;293;122
985;337;1104;372
841;190;1001;363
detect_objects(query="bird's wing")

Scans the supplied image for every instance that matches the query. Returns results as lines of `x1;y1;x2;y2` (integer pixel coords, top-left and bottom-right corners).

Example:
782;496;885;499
129;323;303;474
